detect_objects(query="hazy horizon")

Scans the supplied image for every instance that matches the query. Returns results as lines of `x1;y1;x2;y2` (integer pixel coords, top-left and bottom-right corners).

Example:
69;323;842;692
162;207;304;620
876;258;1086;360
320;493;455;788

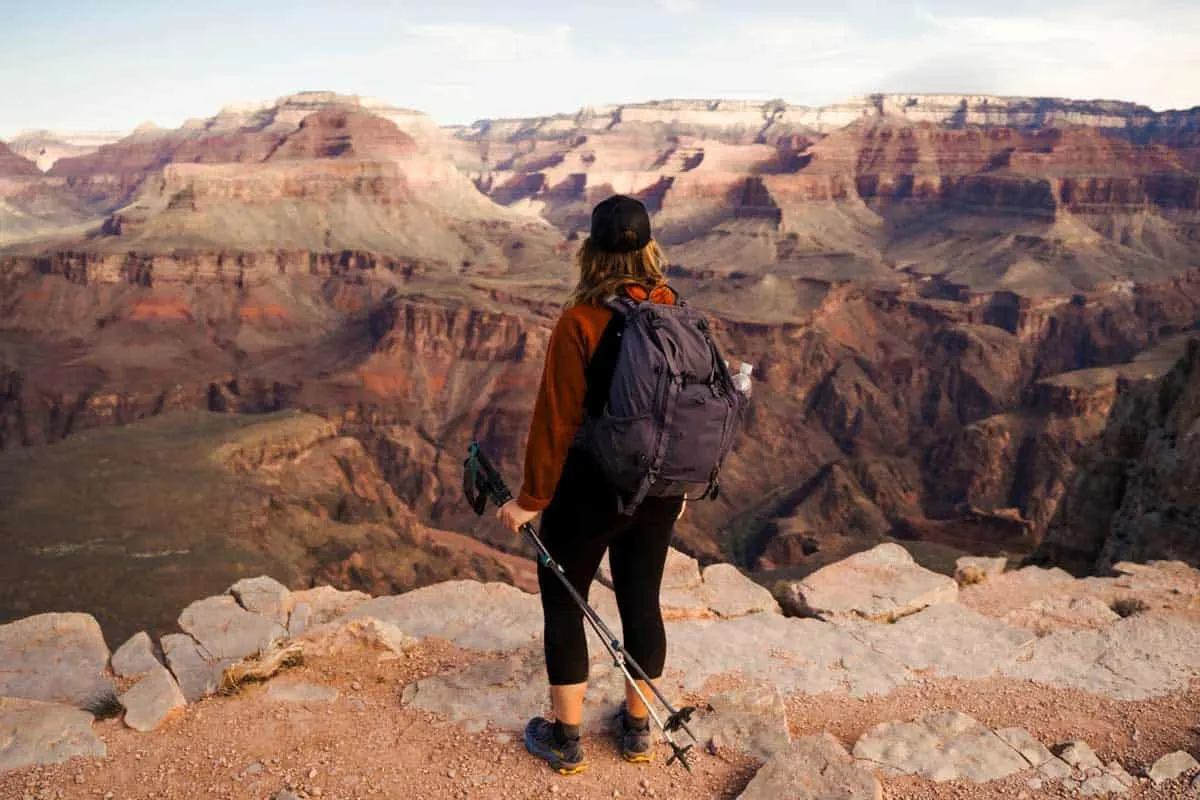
2;0;1198;139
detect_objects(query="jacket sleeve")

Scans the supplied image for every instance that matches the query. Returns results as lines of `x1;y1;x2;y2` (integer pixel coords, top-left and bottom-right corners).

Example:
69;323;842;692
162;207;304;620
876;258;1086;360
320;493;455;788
517;312;590;511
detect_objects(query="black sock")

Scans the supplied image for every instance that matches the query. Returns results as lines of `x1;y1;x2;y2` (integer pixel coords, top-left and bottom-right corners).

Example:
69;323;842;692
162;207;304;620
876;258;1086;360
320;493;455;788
624;710;649;731
552;720;580;744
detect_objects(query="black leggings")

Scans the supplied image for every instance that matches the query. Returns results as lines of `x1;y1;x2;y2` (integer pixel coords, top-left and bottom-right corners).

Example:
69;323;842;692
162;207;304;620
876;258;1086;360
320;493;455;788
537;448;684;686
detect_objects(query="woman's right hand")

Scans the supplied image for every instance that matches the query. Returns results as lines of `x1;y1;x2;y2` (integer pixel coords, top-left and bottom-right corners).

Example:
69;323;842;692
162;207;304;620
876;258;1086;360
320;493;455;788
497;499;540;533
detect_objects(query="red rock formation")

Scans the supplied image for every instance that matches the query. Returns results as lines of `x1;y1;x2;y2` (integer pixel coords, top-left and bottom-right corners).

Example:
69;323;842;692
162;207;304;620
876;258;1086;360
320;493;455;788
0;142;41;177
3;91;1200;593
1035;339;1200;573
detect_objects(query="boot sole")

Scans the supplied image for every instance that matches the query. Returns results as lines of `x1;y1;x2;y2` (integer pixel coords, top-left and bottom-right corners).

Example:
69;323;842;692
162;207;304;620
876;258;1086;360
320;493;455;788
622;751;652;764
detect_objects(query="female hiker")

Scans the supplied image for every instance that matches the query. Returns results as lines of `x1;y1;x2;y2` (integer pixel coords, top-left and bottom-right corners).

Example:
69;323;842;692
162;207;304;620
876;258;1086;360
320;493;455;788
495;194;688;775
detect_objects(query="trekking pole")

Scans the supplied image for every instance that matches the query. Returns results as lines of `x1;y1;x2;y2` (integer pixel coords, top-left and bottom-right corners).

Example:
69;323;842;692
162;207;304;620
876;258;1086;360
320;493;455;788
463;442;698;772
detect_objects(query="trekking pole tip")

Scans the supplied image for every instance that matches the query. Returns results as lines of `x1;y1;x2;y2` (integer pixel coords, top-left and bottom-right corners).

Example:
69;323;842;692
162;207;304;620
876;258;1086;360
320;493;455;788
667;742;694;773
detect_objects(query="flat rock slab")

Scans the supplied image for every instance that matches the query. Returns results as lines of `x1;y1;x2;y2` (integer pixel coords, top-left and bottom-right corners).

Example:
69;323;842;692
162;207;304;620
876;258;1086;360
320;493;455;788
665;614;909;698
266;682;339;704
853;710;1029;783
346;582;540;652
0;697;106;771
1002;613;1200;700
1038;756;1075;780
1080;774;1129;796
161;633;233;703
1111;561;1200;594
839;604;1035;679
1148;751;1200;785
111;632;161;678
229;576;294;627
783;543;958;622
1005;596;1120;632
1057;740;1104;771
738;733;882;800
696;564;780;618
0;612;115;707
178;595;287;661
120;665;186;732
658;564;780;620
697;680;791;761
995;728;1056;768
400;652;626;733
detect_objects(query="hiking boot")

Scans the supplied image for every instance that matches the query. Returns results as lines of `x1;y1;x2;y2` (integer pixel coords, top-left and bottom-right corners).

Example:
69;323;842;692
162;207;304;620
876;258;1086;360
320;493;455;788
616;706;653;763
524;717;587;775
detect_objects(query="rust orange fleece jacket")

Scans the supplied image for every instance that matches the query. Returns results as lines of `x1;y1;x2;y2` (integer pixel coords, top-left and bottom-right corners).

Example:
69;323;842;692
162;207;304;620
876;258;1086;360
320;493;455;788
517;283;678;512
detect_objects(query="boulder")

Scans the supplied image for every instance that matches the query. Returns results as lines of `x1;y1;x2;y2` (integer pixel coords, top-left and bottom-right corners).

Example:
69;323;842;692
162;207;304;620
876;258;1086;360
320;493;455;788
0;697;106;771
289;586;371;627
119;665;186;732
298;617;417;659
1147;750;1200;785
178;595;287;661
738;733;882;800
161;633;233;703
853;710;1029;782
229;576;295;627
781;544;958;622
0;612;115;707
111;631;161;678
288;603;313;638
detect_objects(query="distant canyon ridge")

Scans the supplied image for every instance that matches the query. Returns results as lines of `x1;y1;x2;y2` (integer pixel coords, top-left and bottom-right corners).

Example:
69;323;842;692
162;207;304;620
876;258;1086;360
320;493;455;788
1;91;1198;638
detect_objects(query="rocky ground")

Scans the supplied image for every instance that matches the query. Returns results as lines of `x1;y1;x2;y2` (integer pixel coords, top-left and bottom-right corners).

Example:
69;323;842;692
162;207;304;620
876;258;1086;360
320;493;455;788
2;544;1199;799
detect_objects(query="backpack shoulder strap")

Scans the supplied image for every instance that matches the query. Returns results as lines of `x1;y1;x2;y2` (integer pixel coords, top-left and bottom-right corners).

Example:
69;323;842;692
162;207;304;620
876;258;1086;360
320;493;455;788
583;311;626;418
601;294;639;316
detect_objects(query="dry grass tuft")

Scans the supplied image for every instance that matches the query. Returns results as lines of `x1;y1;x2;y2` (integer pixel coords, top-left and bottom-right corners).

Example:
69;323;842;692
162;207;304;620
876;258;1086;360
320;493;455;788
220;643;305;695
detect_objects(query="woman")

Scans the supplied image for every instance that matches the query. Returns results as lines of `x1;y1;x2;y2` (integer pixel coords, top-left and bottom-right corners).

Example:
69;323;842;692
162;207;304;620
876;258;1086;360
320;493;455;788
496;194;686;775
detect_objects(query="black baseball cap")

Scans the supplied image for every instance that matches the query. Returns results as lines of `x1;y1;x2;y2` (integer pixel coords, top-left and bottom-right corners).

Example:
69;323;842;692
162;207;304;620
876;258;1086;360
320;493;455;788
590;194;652;253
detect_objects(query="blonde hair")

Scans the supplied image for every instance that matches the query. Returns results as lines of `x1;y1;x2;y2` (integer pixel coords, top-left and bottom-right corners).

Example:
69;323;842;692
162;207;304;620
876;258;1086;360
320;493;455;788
566;237;668;308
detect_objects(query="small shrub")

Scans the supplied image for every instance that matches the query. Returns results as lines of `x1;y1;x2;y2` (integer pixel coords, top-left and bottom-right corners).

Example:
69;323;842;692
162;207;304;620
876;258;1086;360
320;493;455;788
1110;597;1150;618
955;564;987;586
84;690;124;720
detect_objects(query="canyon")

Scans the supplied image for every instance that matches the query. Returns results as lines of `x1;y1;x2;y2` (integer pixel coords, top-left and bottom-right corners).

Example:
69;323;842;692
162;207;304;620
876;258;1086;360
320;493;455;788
1;91;1199;639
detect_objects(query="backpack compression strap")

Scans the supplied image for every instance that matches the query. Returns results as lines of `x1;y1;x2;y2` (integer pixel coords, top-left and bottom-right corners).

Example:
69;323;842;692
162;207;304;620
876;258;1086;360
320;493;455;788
619;306;685;515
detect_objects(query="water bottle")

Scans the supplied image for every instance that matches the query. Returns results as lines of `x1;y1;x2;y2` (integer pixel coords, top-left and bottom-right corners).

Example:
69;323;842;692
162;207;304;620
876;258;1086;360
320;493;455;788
732;362;753;398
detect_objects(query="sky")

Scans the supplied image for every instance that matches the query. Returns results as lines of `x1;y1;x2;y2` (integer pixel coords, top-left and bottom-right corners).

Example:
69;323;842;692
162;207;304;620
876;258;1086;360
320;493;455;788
1;0;1198;137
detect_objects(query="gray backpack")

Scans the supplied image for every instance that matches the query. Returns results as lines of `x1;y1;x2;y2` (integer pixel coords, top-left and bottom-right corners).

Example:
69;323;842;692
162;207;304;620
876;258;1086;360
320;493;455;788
577;294;748;515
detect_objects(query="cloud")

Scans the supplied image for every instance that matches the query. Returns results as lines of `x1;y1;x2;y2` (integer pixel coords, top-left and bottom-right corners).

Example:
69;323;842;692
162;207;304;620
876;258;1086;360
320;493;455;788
659;0;698;14
404;22;572;64
897;3;1200;108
